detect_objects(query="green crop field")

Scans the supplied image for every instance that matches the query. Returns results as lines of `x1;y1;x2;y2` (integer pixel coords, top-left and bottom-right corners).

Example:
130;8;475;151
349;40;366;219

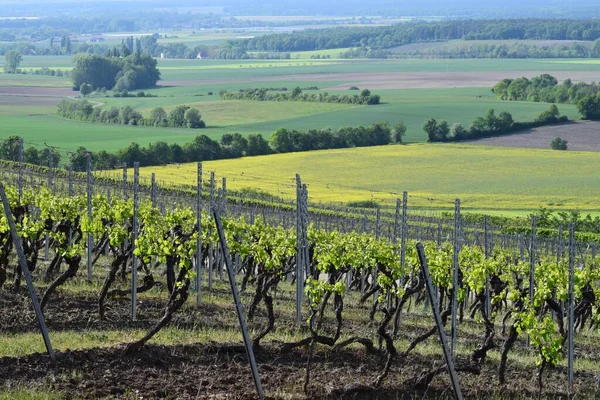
0;86;579;152
132;143;600;215
0;56;597;211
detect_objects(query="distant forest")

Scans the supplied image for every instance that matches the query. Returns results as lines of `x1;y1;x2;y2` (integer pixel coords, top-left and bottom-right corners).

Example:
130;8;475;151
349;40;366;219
231;20;600;53
3;19;600;60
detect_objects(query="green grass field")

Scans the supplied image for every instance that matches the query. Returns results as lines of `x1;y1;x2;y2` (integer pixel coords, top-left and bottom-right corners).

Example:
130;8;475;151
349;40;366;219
134;143;600;215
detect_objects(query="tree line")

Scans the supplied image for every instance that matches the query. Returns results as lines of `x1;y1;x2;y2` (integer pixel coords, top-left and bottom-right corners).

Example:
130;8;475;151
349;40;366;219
226;19;600;53
219;87;381;105
5;19;600;61
87;122;403;170
2;121;406;171
492;74;600;119
269;122;405;153
390;40;600;59
57;100;205;129
423;105;568;142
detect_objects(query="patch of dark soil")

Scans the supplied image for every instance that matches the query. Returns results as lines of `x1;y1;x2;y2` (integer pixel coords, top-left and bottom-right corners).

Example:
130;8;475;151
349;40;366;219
0;343;595;399
0;288;230;334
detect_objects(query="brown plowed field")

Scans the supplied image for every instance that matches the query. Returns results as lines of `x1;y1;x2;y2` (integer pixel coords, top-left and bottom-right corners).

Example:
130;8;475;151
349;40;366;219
0;86;74;107
0;86;74;96
160;71;600;90
466;121;600;152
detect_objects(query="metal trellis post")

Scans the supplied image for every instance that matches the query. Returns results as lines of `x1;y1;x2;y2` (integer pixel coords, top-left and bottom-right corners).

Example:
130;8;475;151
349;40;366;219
131;162;140;321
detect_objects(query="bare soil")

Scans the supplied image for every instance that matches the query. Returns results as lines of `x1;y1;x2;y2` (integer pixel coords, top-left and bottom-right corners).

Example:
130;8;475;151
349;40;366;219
0;86;74;107
1;289;597;399
161;71;600;90
466;121;600;152
0;342;595;400
0;86;74;96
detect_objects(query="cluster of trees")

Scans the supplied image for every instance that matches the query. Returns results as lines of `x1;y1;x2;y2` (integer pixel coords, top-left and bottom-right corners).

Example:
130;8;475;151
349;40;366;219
492;74;600;103
492;74;600;119
576;93;600;120
227;19;600;53
424;105;568;142
394;40;600;59
56;100;205;129
71;52;160;91
220;87;381;105
0;136;61;166
3;50;22;73
269;122;405;153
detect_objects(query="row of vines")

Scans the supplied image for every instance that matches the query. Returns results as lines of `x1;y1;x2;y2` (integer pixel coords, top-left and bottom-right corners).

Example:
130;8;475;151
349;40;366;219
1;183;598;394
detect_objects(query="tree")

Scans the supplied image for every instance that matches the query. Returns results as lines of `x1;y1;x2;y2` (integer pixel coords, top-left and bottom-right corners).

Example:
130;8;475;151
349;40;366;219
80;83;93;97
551;137;568;150
593;39;600;58
497;111;514;132
535;104;561;124
221;133;248;158
150;107;167;126
437;121;449;141
23;146;39;164
70;147;89;171
423;119;439;142
169;105;190;127
270;128;295;153
391;121;407;143
3;51;22;74
577;94;600;120
0;135;21;161
423;119;448;142
116;143;143;167
39;149;61;166
449;123;468;140
184;108;205;129
246;134;271;156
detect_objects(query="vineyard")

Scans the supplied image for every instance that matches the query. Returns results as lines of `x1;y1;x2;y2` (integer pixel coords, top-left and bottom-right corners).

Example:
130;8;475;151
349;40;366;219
1;160;600;399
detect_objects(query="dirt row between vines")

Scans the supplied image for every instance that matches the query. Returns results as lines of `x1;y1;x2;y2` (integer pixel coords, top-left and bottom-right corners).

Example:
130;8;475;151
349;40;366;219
1;289;598;399
1;341;596;399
